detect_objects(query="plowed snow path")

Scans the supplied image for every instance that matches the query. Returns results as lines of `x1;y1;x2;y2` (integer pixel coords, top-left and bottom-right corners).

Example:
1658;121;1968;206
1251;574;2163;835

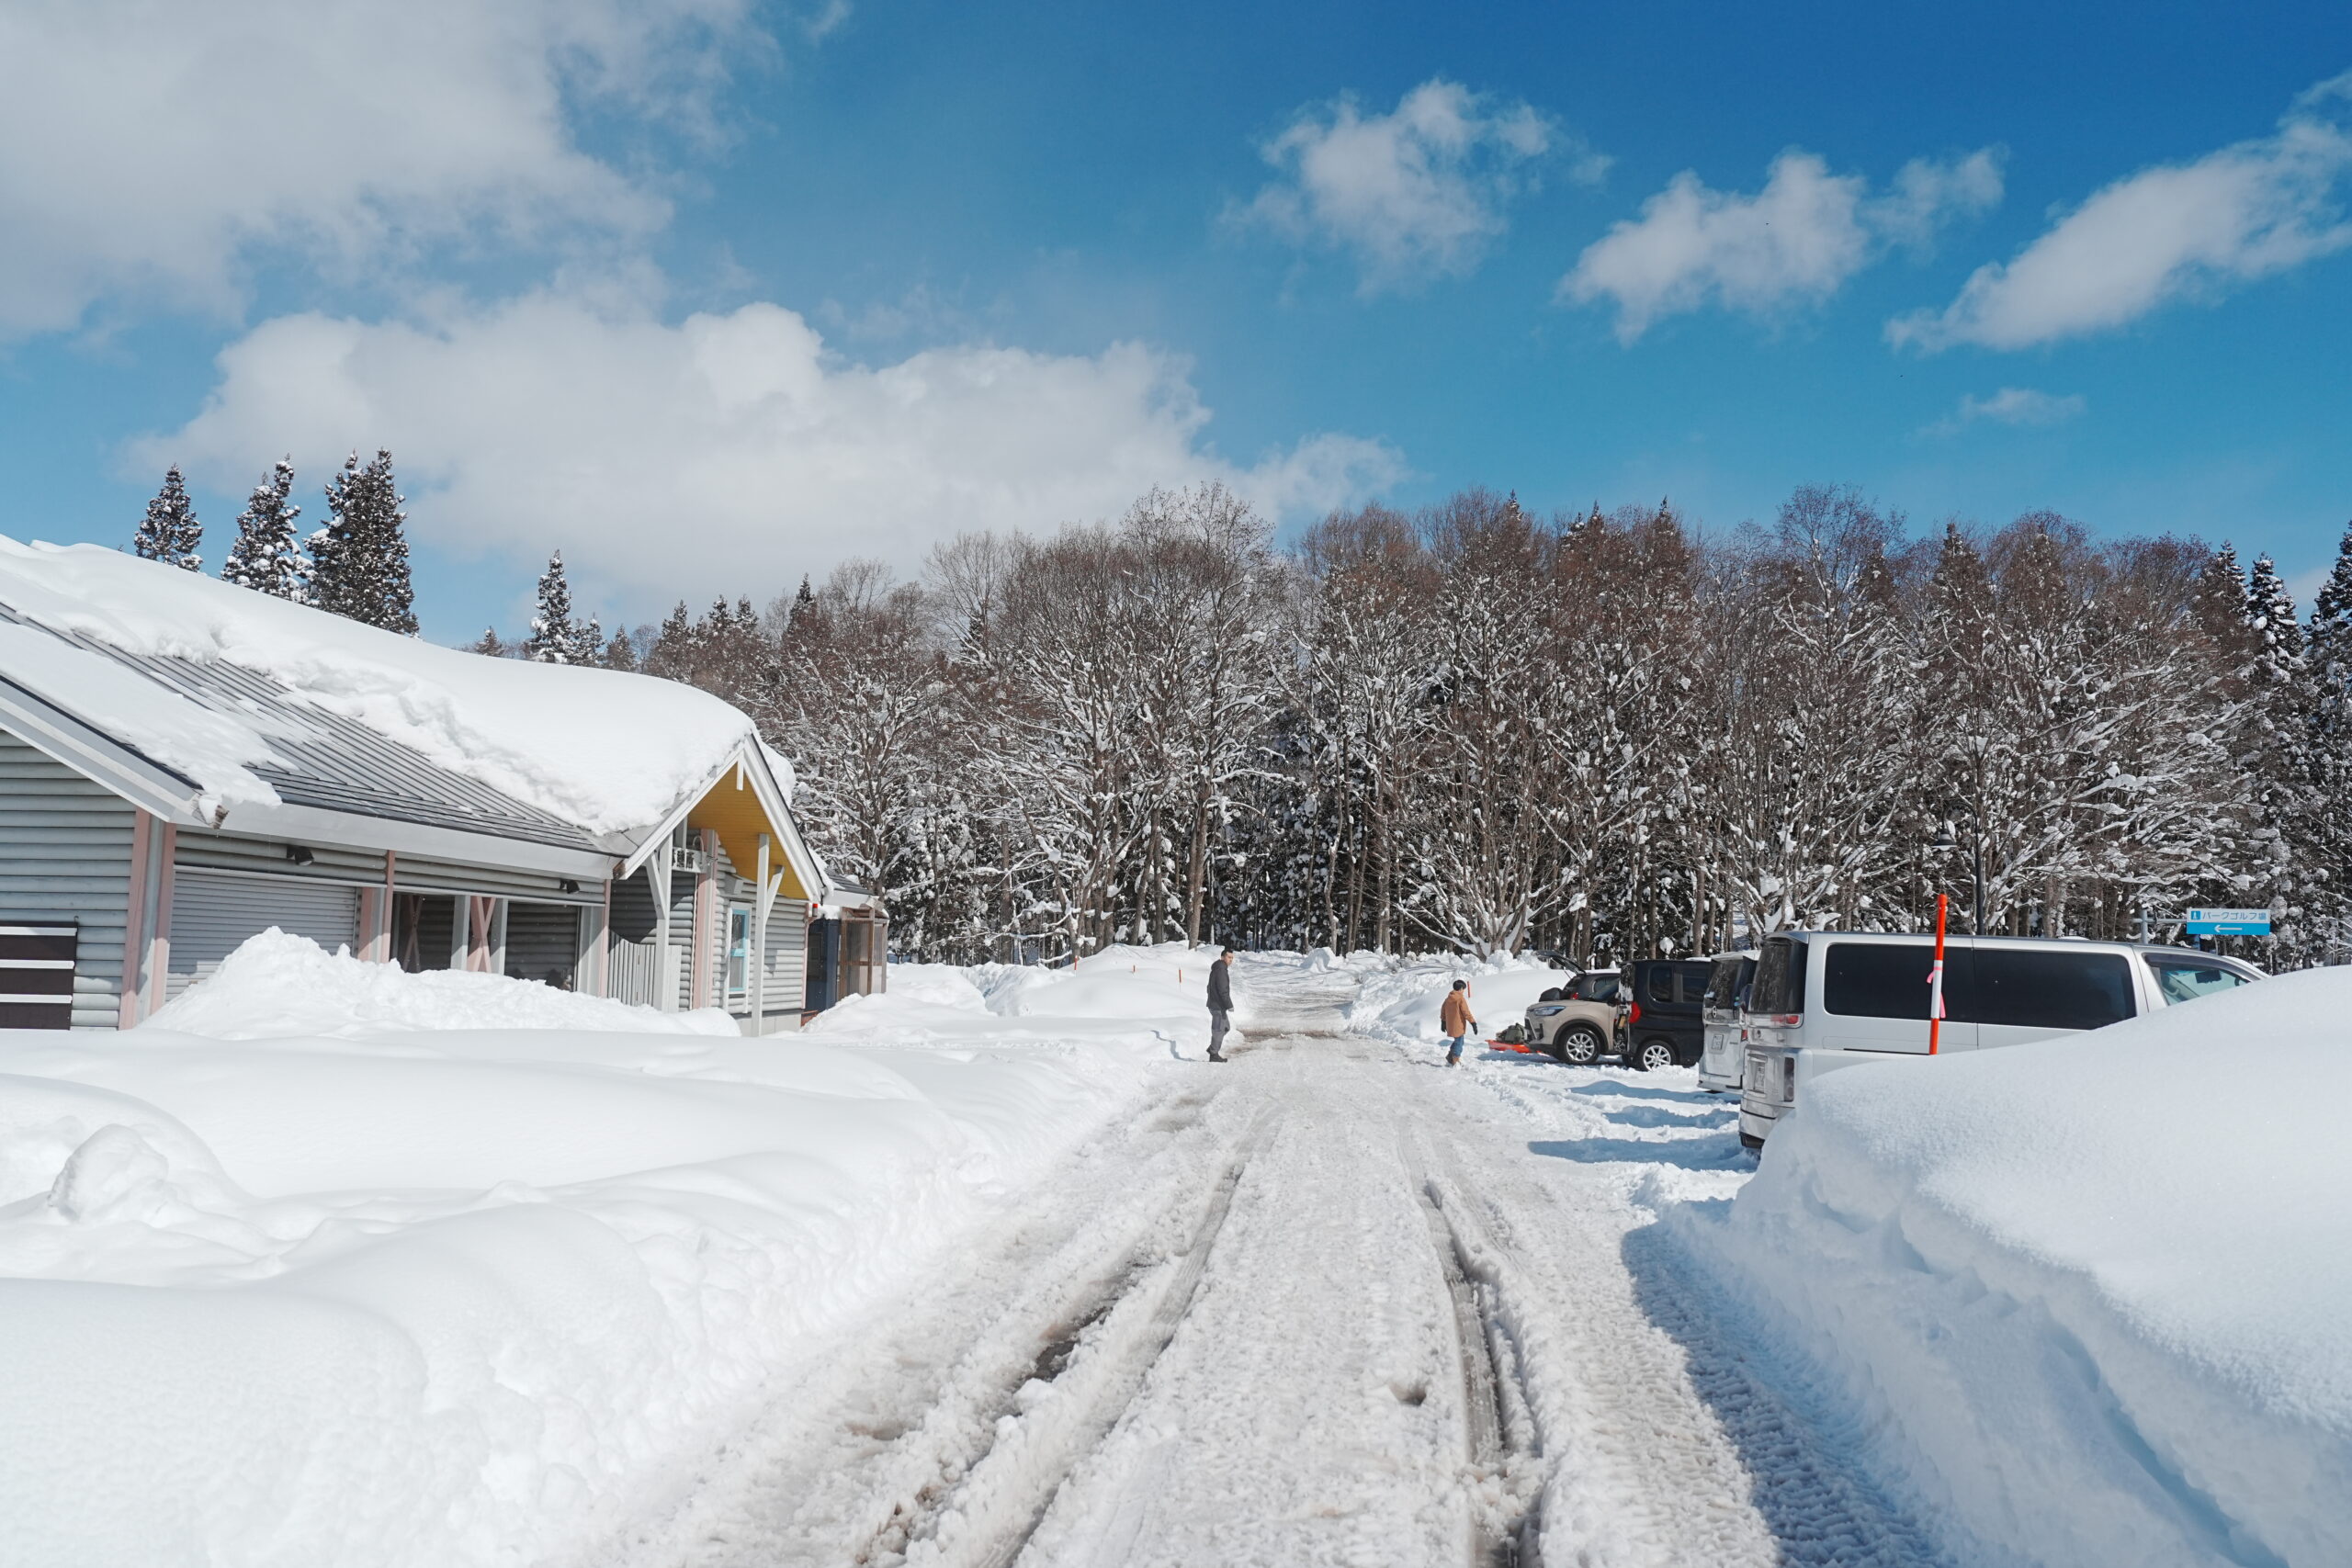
594;992;1939;1568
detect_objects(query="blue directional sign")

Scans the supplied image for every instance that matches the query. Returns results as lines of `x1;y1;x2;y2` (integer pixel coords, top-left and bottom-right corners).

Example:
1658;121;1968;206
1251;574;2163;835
2185;907;2271;936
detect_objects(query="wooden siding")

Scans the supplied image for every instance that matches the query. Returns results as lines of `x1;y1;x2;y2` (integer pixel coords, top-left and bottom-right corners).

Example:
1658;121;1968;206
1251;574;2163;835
607;868;661;1007
0;726;136;1029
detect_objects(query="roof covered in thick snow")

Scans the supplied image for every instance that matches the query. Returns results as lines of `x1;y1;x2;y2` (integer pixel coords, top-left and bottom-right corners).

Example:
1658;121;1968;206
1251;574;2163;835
0;537;773;849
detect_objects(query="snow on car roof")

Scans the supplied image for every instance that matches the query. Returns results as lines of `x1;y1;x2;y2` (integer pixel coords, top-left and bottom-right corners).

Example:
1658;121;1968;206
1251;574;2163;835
0;536;763;840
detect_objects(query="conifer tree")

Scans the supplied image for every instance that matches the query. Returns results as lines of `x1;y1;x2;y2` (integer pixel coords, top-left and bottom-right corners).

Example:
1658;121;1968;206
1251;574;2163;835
603;626;640;671
2301;526;2352;954
2240;555;2316;953
220;459;305;599
133;467;204;570
309;450;418;634
525;551;579;662
470;627;511;658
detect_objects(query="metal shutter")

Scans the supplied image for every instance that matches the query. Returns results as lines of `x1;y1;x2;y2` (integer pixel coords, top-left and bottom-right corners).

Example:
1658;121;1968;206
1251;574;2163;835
167;873;360;998
503;901;581;989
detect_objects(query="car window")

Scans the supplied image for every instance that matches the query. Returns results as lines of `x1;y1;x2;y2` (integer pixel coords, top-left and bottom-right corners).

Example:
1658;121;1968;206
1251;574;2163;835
1957;948;2133;1031
1576;973;1620;1002
2148;958;2254;1005
1822;942;1948;1020
1676;963;1712;1003
1750;938;1807;1015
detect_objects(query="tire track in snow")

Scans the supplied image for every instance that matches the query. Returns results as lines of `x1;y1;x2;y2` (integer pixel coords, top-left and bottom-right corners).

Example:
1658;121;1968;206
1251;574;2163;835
583;1086;1252;1568
1412;1162;1545;1568
903;1108;1282;1568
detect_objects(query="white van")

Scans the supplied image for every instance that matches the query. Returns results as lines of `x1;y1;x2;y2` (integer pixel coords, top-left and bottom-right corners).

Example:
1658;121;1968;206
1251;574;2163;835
1737;932;2263;1148
1697;952;1757;1093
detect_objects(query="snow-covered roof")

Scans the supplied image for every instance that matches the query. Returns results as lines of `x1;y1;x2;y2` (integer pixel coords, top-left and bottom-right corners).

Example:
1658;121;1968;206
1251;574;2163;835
0;537;772;852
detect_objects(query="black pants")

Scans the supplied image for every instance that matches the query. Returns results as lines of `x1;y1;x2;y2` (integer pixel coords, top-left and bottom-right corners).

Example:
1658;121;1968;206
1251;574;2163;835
1208;1009;1230;1055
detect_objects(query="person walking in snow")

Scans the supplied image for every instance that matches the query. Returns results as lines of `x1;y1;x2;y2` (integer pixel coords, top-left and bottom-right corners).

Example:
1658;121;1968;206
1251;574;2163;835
1205;947;1235;1062
1441;979;1477;1067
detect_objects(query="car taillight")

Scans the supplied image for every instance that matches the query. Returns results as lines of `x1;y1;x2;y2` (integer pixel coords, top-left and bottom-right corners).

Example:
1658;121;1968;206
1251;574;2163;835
1774;1014;1801;1027
1782;1058;1796;1100
1628;1000;1642;1024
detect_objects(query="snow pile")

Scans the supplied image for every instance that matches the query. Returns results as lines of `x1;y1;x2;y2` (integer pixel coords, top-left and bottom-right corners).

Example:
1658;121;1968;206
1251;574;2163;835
815;944;1226;1056
0;537;755;833
1677;967;2352;1568
1347;952;1571;1048
141;928;738;1039
0;945;1165;1566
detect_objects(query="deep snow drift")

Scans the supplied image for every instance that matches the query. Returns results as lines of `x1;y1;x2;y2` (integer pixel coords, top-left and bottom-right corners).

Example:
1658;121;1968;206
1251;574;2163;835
0;936;1180;1568
1678;966;2352;1568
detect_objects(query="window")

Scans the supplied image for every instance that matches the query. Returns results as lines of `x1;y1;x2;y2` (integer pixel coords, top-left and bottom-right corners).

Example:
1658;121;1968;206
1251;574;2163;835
1575;973;1621;1002
1704;956;1756;1011
1958;948;2132;1031
1750;937;1808;1016
725;908;751;1004
2148;957;2255;1006
1823;942;1947;1020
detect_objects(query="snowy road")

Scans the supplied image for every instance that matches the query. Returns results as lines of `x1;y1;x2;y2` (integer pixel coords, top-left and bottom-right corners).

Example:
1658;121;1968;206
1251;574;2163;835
592;974;1942;1568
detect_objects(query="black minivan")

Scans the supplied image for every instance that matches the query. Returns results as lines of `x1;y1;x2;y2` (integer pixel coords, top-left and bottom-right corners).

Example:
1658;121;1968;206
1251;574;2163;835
1622;958;1713;1071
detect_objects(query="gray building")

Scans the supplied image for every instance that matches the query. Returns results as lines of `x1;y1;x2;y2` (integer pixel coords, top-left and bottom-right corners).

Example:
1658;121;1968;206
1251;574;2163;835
0;543;857;1033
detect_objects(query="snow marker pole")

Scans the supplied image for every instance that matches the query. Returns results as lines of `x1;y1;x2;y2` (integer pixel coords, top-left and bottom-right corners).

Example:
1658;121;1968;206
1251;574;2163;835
1928;892;1949;1055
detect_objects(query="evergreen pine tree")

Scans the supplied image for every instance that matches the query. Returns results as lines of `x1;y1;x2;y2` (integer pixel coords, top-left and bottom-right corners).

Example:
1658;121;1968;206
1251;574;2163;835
310;450;418;634
524;551;579;663
2301;525;2352;955
2240;555;2316;953
603;626;640;671
470;627;511;658
788;573;817;631
220;459;306;599
133;467;204;570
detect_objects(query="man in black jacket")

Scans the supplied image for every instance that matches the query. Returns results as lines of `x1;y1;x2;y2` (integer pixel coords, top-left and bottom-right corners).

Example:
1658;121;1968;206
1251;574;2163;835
1205;947;1235;1062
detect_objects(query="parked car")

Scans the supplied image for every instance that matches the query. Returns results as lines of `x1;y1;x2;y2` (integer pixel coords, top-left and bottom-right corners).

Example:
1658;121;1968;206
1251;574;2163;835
1622;958;1714;1071
1737;932;2264;1149
1696;952;1758;1092
1522;970;1622;1063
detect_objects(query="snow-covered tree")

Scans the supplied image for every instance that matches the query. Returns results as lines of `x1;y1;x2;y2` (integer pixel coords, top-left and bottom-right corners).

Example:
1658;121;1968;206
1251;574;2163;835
521;551;604;664
220;460;305;598
309;450;417;634
133;468;203;570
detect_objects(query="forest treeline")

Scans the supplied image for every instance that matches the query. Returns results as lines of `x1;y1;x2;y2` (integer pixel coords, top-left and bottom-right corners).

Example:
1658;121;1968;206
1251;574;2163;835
492;481;2352;969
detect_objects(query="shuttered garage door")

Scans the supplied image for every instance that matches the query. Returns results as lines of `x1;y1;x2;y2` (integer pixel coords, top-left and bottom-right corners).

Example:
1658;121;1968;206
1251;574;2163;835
167;873;360;998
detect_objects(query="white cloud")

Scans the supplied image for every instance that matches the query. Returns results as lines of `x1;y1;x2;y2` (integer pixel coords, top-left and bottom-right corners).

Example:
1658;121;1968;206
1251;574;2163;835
0;0;760;338
1560;148;2003;342
1890;76;2352;351
1922;387;2086;436
138;288;1406;614
1236;79;1593;295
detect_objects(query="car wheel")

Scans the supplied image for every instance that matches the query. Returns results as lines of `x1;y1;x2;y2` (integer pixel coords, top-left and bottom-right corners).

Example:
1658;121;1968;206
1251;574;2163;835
1629;1037;1679;1073
1555;1025;1603;1065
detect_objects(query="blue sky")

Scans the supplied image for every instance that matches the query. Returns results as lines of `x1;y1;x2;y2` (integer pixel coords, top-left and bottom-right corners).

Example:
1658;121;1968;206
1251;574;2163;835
3;0;2350;640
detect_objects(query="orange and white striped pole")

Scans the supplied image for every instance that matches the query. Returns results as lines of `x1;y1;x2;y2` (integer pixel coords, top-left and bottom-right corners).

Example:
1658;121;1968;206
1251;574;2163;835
1928;892;1949;1055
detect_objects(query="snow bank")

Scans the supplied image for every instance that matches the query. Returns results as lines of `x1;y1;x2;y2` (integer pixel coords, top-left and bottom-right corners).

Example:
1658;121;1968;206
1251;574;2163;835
818;944;1226;1057
141;929;738;1039
0;537;754;834
1676;967;2352;1568
0;942;1167;1566
1347;952;1571;1048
